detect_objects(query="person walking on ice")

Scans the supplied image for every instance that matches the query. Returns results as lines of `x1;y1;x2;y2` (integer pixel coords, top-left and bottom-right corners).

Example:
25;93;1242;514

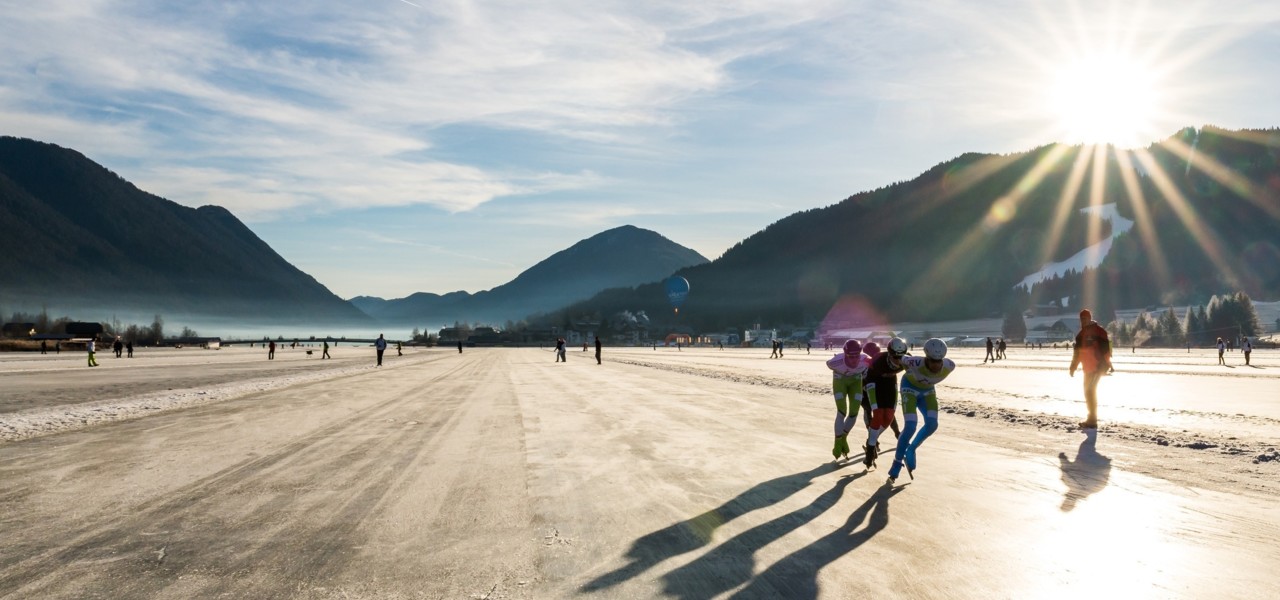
1216;337;1226;366
1070;308;1112;429
826;339;870;461
86;337;100;367
1243;336;1253;366
886;338;955;484
374;334;388;367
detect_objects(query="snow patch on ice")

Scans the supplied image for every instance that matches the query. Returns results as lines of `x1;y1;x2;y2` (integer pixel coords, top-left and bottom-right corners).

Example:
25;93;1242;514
616;356;1280;465
0;360;413;443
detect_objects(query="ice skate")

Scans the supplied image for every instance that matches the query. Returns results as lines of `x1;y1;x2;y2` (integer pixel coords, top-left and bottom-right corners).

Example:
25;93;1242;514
863;443;878;469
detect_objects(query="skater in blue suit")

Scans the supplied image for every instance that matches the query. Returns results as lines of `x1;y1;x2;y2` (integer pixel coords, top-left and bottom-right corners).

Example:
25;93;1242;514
887;338;956;484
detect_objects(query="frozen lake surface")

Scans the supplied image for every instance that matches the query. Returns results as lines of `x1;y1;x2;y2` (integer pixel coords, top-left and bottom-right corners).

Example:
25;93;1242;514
1;345;1277;598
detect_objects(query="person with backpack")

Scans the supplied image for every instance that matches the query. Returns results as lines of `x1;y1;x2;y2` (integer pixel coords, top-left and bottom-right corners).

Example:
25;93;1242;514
1070;309;1112;429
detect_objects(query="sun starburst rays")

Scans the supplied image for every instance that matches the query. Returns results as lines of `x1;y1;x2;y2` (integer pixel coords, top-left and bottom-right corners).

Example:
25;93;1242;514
1131;146;1244;289
1112;148;1171;289
890;1;1273;317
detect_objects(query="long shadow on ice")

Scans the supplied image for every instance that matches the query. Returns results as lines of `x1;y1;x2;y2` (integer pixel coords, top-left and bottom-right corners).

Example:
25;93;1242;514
657;472;868;600
581;462;850;594
723;483;906;599
1058;430;1112;512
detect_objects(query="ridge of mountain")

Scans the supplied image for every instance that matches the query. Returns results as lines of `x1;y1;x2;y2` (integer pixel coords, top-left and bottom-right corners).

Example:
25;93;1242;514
0;136;370;325
546;126;1280;332
354;225;709;325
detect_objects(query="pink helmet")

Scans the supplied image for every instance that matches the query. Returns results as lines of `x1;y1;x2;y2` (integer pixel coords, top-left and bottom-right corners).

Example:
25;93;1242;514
843;339;862;356
863;342;880;358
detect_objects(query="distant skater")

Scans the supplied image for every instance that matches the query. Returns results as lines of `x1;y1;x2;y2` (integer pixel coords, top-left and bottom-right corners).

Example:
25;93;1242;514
86;338;99;367
322;340;331;359
887;338;956;484
113;336;123;358
1243;337;1253;366
1070;309;1112;429
56;341;61;354
397;341;403;357
41;340;47;355
595;336;602;365
458;340;463;354
998;338;1007;360
375;334;387;367
268;340;276;360
555;338;565;362
126;340;133;357
1216;337;1226;365
984;337;995;363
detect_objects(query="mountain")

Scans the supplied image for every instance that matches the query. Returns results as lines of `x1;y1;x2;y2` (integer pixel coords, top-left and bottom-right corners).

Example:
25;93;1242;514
354;225;709;326
0;137;370;325
545;126;1280;332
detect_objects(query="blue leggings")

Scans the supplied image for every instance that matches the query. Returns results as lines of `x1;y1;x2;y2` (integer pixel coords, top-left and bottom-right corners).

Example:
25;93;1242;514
892;382;939;469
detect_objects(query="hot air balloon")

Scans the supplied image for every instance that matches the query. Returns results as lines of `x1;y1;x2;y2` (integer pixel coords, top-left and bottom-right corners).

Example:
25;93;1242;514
665;276;690;315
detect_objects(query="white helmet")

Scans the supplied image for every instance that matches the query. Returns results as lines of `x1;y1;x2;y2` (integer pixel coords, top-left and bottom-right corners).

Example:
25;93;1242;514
923;338;947;360
887;337;908;357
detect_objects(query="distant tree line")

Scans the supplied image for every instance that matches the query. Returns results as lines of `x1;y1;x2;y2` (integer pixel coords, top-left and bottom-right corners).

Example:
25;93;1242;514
2;309;177;345
1107;291;1263;347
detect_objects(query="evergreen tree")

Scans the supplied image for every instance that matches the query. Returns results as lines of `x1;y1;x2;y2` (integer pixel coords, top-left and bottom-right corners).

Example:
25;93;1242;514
1150;312;1166;341
1183;306;1199;346
1159;307;1184;346
1130;312;1154;346
1002;307;1027;341
1111;319;1131;342
1234;292;1262;337
1205;292;1262;343
150;314;165;345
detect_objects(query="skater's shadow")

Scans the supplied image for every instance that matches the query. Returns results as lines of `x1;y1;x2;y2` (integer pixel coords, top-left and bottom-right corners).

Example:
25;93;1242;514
657;472;868;600
581;462;846;594
722;483;906;599
1058;430;1111;512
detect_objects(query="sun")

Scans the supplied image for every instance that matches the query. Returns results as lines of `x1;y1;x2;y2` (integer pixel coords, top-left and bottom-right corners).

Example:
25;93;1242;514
1048;52;1162;148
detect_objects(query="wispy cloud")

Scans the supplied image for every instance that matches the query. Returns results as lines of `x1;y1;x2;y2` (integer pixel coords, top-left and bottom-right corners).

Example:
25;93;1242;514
1;1;793;216
4;0;1278;298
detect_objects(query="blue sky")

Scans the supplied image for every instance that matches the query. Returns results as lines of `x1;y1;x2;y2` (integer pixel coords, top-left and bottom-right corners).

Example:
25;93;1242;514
3;0;1278;299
